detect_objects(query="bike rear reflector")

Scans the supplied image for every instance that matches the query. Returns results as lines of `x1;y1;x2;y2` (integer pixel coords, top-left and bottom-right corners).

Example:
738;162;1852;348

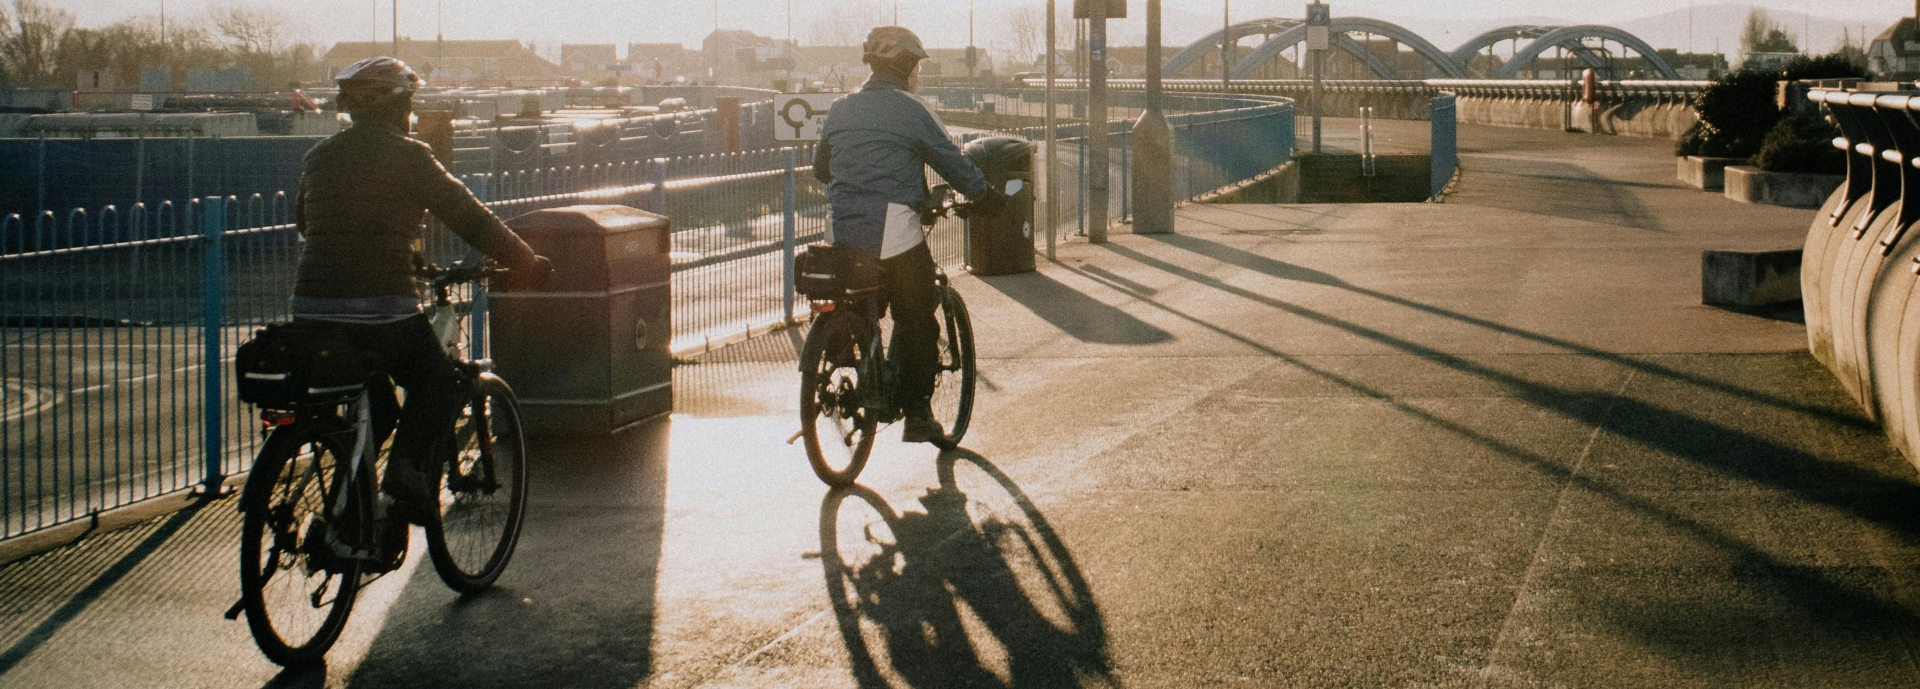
810;301;836;314
260;412;296;429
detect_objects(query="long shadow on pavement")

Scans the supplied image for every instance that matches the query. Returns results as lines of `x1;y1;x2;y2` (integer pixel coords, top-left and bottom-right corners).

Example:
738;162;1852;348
1082;237;1920;664
1136;231;1868;429
819;449;1117;688
976;270;1173;346
345;418;671;689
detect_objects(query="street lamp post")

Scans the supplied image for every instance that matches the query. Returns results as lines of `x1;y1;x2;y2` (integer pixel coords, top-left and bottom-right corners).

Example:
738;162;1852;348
1087;0;1109;243
1044;0;1057;259
1222;0;1231;90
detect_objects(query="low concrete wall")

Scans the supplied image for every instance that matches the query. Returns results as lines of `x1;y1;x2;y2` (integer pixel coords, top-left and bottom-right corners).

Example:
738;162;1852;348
1198;160;1300;204
1677;156;1745;191
1725;166;1845;208
1456;93;1698;141
1703;248;1801;309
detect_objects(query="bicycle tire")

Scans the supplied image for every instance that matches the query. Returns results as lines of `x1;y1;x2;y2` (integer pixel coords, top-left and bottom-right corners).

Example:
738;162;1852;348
801;312;879;486
239;419;365;666
929;285;977;449
424;374;530;594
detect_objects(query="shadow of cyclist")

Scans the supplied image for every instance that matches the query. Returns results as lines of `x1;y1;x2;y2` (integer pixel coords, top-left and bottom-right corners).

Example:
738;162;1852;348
343;417;670;689
818;448;1116;689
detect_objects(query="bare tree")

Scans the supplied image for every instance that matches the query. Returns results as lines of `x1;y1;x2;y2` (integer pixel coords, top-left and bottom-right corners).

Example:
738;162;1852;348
809;1;887;46
0;0;75;87
1005;4;1044;66
210;5;288;56
1739;9;1796;57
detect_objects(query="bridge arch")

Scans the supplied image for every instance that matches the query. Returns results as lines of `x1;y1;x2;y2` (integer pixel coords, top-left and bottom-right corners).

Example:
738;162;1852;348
1487;25;1681;79
1162;19;1301;79
1227;17;1467;79
1166;19;1678;80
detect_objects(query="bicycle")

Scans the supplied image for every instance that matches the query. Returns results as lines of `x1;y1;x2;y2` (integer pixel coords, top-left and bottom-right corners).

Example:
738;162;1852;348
228;261;530;666
797;187;979;486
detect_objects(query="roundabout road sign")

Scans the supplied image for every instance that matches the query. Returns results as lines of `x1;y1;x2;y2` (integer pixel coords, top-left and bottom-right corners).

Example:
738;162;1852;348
775;93;841;142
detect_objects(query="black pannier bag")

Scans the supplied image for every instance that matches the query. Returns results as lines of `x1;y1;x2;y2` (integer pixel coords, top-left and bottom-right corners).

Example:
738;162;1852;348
794;243;883;300
234;321;370;409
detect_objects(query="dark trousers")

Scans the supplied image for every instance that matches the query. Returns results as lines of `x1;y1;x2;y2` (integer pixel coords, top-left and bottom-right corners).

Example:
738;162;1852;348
297;315;462;477
881;242;941;411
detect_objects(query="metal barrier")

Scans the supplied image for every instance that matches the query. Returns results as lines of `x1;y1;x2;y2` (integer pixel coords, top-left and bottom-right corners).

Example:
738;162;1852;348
1801;88;1920;468
1431;93;1459;199
0;87;1298;541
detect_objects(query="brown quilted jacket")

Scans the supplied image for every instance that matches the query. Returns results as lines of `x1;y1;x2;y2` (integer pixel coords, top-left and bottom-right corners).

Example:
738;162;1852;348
294;120;536;298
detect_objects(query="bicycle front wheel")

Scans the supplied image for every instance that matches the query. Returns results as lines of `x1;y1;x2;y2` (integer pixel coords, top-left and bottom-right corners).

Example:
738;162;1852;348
240;420;364;666
424;374;530;594
801;312;878;486
929;285;977;449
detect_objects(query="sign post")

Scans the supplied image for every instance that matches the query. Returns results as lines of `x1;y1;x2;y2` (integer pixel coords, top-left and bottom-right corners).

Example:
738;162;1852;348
1076;0;1118;243
772;93;839;142
1307;2;1329;154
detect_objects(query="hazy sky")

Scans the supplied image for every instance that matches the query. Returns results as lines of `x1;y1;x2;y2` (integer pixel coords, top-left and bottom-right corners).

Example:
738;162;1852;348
57;0;1909;54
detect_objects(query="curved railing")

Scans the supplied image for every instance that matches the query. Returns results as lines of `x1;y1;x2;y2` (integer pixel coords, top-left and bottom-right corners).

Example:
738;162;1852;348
1800;88;1920;469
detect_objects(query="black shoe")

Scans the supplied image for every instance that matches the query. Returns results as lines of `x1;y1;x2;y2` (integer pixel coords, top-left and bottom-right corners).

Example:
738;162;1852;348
902;413;946;444
380;464;437;526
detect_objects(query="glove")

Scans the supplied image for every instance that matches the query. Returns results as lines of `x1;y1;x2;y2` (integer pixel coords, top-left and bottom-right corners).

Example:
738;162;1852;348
501;255;554;292
958;189;1005;219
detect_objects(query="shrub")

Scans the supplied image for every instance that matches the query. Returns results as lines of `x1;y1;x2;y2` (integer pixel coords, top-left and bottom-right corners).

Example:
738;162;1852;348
1753;112;1845;174
1682;69;1781;159
1780;54;1870;81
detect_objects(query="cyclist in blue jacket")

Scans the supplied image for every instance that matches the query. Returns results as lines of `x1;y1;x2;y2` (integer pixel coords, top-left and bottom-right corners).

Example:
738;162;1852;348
814;26;1001;443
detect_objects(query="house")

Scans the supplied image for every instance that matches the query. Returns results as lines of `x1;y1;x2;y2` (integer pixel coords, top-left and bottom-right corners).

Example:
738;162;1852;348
321;40;560;85
561;44;619;79
628;43;702;81
703;30;796;77
1869;17;1920;78
921;48;996;79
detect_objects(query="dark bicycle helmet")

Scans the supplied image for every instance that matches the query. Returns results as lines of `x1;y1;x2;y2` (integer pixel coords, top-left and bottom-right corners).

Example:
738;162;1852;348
335;56;422;113
862;26;928;64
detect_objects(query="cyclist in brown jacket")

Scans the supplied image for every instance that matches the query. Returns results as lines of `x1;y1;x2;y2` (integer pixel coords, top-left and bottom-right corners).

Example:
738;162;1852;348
293;57;550;523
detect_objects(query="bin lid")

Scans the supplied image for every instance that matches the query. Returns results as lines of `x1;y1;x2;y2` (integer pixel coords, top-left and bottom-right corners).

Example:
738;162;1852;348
963;136;1033;173
507;205;668;237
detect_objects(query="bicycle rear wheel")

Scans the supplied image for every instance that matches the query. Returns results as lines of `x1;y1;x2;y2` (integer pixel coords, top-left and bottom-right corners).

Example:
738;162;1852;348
425;374;530;594
240;420;365;666
801;312;879;486
928;285;977;449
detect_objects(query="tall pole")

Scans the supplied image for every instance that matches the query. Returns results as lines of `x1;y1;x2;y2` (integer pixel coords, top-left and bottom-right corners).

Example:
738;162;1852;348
1222;0;1232;89
1131;0;1174;234
1087;0;1108;243
1045;0;1057;260
969;0;976;79
1312;49;1322;152
392;0;399;56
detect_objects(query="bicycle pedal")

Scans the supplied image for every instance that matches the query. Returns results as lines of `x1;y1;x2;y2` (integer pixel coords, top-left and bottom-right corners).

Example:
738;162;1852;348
222;598;245;620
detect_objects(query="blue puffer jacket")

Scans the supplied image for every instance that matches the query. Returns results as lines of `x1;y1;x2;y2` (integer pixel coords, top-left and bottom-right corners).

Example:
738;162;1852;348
814;74;989;259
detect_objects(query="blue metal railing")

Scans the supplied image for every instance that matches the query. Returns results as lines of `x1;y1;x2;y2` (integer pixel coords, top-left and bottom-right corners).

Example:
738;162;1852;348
0;92;1298;541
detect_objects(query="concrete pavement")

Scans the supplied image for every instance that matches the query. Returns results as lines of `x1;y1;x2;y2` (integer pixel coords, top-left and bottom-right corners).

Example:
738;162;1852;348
2;122;1913;688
